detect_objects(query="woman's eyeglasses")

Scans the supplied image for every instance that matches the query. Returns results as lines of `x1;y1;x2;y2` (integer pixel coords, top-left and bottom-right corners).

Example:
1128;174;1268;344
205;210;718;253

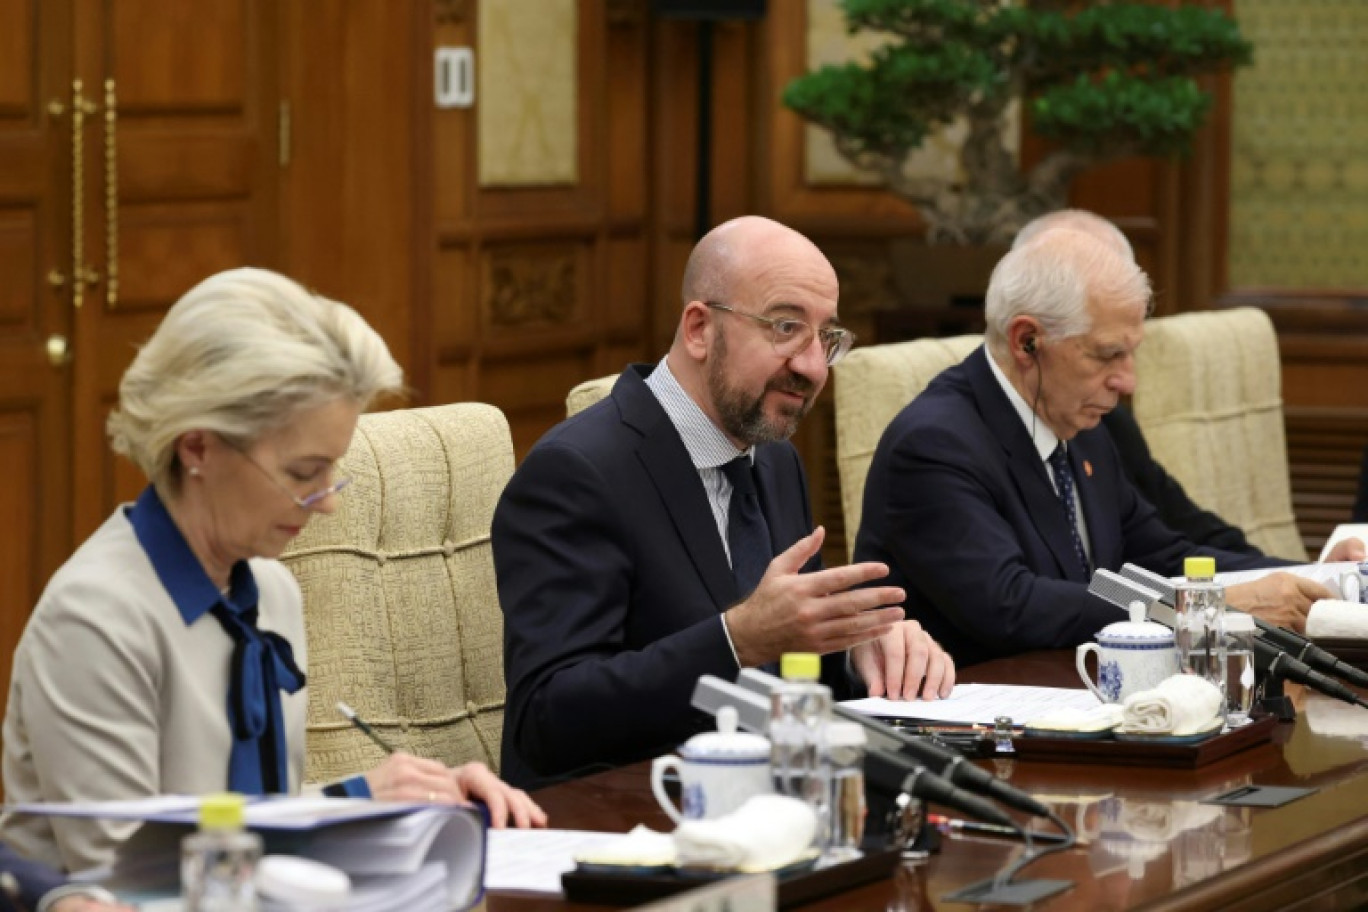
232;447;350;508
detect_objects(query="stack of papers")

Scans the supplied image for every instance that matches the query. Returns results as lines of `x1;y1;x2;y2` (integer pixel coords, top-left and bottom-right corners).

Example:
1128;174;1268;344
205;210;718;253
6;796;485;911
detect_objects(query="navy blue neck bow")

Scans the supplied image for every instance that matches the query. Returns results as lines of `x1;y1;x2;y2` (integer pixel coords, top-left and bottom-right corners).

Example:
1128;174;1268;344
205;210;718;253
210;603;306;794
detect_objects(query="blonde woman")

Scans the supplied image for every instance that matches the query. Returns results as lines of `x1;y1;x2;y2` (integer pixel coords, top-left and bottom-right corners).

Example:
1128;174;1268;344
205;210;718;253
1;269;544;873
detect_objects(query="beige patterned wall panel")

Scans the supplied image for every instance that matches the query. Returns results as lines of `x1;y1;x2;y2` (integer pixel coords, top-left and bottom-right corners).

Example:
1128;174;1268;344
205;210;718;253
802;0;1018;187
478;0;578;186
1230;1;1368;287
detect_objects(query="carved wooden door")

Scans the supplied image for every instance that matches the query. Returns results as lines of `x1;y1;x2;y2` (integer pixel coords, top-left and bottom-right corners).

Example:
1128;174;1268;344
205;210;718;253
69;0;281;535
0;0;74;695
0;0;281;705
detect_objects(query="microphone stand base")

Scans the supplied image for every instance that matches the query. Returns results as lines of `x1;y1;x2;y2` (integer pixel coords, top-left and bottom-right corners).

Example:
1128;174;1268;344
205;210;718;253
943;877;1072;906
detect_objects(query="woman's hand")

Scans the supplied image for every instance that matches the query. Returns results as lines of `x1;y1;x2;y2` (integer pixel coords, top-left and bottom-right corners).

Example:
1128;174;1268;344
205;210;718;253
364;751;470;803
450;762;548;829
364;753;547;829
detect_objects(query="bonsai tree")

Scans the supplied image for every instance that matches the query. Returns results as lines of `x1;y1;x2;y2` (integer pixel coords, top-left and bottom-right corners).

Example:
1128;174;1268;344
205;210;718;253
784;0;1253;244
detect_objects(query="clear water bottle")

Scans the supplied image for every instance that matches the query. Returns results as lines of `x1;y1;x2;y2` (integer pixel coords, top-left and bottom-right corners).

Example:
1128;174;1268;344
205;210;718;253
182;793;262;912
1221;611;1258;726
1175;557;1227;701
819;721;866;862
769;652;832;844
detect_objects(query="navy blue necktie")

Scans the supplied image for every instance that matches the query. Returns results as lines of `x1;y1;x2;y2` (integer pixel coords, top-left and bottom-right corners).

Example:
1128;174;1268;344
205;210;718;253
1047;445;1091;578
720;456;772;600
211;602;306;794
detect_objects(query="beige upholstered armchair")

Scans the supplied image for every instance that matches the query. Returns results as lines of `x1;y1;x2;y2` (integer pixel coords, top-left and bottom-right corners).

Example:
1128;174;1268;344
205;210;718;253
566;374;618;417
832;335;983;560
1132;307;1305;560
281;403;513;784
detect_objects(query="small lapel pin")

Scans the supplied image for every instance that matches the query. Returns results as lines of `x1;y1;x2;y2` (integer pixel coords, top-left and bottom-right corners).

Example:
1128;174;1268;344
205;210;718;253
1083;460;1093;477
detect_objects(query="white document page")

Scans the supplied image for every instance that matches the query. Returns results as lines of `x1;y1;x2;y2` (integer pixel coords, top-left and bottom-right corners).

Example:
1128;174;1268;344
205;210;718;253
485;828;628;894
843;683;1101;725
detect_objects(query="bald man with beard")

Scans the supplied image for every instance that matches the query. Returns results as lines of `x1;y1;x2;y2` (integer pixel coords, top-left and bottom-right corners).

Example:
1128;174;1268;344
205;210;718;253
493;216;954;788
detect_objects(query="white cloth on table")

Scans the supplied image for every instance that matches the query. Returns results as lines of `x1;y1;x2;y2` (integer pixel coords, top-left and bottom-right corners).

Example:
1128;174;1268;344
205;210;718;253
1121;675;1222;735
672;795;816;871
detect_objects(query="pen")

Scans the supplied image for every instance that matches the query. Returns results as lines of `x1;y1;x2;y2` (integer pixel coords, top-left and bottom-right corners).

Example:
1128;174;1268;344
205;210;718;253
337;701;396;754
927;813;1068;845
887;721;992;734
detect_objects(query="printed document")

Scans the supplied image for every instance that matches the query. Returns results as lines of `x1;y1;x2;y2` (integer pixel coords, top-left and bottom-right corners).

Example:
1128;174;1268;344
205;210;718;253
843;683;1101;726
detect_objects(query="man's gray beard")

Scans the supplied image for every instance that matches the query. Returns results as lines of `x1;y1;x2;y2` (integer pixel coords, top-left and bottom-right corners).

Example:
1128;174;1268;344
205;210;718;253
706;332;811;445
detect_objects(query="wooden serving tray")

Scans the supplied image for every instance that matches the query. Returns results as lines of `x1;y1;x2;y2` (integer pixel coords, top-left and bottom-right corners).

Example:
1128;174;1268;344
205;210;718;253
1008;714;1279;768
561;847;901;908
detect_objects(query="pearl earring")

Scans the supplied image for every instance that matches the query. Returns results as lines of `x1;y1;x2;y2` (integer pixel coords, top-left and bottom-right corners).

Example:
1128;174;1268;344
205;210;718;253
189;467;201;477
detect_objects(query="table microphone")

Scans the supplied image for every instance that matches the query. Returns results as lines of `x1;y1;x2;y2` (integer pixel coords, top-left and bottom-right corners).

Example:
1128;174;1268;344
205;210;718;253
737;669;1053;819
865;748;1018;830
1120;563;1368;691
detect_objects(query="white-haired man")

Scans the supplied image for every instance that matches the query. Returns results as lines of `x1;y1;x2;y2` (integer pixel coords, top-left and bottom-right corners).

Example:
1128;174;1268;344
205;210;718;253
854;227;1330;666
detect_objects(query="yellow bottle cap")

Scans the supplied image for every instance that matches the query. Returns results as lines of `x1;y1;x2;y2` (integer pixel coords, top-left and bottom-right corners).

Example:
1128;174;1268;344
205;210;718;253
1184;556;1216;580
780;653;821;681
199;792;247;831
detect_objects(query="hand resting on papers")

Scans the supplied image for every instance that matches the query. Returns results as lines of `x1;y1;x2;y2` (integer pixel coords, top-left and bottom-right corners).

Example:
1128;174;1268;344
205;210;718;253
1225;572;1338;634
364;755;547;829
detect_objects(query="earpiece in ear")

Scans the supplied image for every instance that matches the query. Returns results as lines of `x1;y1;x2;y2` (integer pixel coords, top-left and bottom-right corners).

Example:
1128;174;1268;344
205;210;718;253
1023;337;1037;355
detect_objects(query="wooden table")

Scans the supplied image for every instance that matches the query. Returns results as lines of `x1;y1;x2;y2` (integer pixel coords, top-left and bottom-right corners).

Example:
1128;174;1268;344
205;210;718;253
488;651;1368;910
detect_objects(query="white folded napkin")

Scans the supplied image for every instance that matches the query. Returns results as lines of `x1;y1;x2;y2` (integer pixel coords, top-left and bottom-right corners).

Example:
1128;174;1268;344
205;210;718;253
1025;703;1124;732
1121;675;1222;735
1306;599;1368;639
673;795;817;871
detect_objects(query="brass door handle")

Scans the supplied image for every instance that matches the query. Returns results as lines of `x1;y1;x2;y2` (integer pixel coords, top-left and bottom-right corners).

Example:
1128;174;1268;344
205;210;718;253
46;334;70;368
104;79;118;308
71;79;95;310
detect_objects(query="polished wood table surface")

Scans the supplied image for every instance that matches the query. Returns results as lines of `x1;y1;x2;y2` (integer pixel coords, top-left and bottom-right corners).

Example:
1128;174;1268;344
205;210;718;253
488;652;1368;911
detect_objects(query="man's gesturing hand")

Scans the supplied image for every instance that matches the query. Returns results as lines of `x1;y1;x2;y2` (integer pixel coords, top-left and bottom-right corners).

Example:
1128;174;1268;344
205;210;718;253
725;527;905;669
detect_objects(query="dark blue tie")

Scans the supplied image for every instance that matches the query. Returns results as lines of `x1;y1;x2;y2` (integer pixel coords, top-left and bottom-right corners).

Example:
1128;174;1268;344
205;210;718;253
720;456;772;600
211;602;306;794
1048;445;1091;578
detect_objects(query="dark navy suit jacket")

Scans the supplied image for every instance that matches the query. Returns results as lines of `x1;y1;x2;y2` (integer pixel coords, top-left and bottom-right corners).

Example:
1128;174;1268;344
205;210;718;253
493;364;831;789
0;843;65;911
853;346;1283;668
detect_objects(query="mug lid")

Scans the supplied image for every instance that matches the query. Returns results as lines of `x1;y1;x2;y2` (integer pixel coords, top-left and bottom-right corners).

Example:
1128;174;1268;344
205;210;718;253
1098;605;1174;642
680;704;770;760
680;730;770;760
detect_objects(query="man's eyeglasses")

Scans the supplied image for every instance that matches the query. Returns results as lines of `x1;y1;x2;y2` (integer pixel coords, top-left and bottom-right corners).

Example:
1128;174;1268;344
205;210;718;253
705;302;855;366
233;446;350;509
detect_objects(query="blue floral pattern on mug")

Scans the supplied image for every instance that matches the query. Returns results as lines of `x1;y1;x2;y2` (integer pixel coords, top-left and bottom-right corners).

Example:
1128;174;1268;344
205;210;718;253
682;782;706;818
1100;659;1123;702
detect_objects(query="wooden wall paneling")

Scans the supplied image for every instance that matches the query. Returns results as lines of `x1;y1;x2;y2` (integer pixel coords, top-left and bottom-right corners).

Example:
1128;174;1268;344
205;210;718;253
279;0;422;388
647;19;699;355
428;0;661;458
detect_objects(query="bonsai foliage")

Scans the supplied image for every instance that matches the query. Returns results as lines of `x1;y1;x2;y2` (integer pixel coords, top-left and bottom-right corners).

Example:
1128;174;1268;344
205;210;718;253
784;0;1252;244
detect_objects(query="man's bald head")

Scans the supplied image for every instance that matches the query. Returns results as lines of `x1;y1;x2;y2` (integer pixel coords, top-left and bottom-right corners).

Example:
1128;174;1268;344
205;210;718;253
680;216;833;310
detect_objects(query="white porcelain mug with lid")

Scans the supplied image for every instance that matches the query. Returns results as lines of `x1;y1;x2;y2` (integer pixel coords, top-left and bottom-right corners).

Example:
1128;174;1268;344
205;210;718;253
1076;602;1179;703
650;706;773;824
